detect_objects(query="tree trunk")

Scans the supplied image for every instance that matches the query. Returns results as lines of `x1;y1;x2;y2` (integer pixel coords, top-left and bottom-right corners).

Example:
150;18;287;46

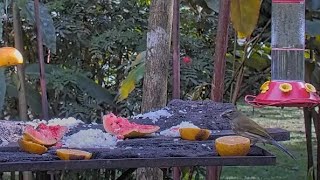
141;0;173;113
138;0;173;179
13;1;28;121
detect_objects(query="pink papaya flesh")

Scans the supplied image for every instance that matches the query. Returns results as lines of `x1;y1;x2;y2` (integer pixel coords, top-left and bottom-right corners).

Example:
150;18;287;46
23;125;57;146
37;123;68;141
103;113;160;138
23;124;68;146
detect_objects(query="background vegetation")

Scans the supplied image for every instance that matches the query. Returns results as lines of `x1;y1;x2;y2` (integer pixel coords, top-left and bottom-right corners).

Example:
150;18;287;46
0;0;319;179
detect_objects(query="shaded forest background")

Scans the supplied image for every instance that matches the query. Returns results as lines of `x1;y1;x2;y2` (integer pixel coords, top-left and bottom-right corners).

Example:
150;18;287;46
0;0;319;123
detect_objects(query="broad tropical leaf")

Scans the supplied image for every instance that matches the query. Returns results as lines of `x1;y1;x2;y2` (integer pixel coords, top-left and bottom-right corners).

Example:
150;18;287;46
130;51;146;69
0;68;6;112
6;74;42;115
74;75;115;104
118;63;145;102
230;0;262;39
25;83;42;115
205;0;220;13
25;64;114;105
306;20;320;36
19;1;57;53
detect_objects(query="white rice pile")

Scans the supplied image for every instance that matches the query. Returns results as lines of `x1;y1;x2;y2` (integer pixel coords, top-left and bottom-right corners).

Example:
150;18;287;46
63;129;118;149
47;117;84;127
133;109;173;123
159;121;199;137
25;117;84;128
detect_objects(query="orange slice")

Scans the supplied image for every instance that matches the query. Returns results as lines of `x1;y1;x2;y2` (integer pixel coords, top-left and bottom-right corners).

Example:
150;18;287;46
179;128;211;141
215;136;251;156
18;138;48;155
0;47;23;67
56;149;92;160
23;132;57;146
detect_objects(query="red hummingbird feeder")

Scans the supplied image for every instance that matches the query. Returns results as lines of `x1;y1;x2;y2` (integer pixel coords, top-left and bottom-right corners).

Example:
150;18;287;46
245;0;320;108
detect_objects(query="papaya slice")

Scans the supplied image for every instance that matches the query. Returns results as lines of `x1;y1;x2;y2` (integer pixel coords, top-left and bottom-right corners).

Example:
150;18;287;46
179;128;211;141
56;149;92;160
103;113;160;139
0;47;23;67
18;138;48;155
23;126;57;146
215;136;251;156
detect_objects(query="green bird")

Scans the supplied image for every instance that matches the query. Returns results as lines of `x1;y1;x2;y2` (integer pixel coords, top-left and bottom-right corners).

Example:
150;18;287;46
220;109;296;160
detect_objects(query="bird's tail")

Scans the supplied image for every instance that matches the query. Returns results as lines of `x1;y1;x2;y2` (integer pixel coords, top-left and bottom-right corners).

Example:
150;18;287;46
270;140;296;160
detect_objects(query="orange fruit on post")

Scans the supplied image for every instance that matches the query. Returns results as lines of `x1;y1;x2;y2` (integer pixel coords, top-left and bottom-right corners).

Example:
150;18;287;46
0;47;23;67
179;128;211;141
56;149;92;160
18;138;48;155
215;136;251;156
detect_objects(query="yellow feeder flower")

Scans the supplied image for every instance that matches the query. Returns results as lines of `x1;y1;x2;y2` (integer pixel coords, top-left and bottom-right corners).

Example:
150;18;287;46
260;81;270;93
305;83;316;93
279;83;292;93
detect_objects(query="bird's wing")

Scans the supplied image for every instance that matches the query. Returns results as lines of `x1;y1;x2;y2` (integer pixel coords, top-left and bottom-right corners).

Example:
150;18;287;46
237;113;274;140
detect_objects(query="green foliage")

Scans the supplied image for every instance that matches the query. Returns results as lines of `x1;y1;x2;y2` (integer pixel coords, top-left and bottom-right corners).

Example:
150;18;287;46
230;0;262;39
19;0;57;53
117;51;145;102
204;0;219;13
0;2;4;42
23;64;114;122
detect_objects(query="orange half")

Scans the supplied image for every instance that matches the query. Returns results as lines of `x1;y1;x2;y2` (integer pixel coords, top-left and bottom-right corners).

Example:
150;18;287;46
215;136;251;156
0;47;23;67
56;149;92;160
179;128;211;141
18;138;48;155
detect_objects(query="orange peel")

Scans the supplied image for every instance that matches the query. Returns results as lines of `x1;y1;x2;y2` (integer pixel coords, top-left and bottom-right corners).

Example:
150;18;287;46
215;136;251;156
179;128;211;141
18;138;48;155
56;149;92;160
0;47;23;67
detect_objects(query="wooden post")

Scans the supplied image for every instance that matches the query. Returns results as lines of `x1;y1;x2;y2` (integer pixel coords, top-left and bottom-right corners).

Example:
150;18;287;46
209;0;231;180
34;0;49;119
172;0;180;99
210;0;231;102
172;0;181;178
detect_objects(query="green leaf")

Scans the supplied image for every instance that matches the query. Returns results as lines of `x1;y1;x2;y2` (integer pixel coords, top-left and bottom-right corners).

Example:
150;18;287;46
0;2;4;42
130;51;146;69
74;74;115;104
19;1;57;54
25;83;42;115
25;63;56;75
0;68;6;112
25;64;114;105
204;0;219;13
5;74;42;115
245;52;271;71
117;63;145;102
307;166;315;180
306;20;320;36
230;0;262;39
